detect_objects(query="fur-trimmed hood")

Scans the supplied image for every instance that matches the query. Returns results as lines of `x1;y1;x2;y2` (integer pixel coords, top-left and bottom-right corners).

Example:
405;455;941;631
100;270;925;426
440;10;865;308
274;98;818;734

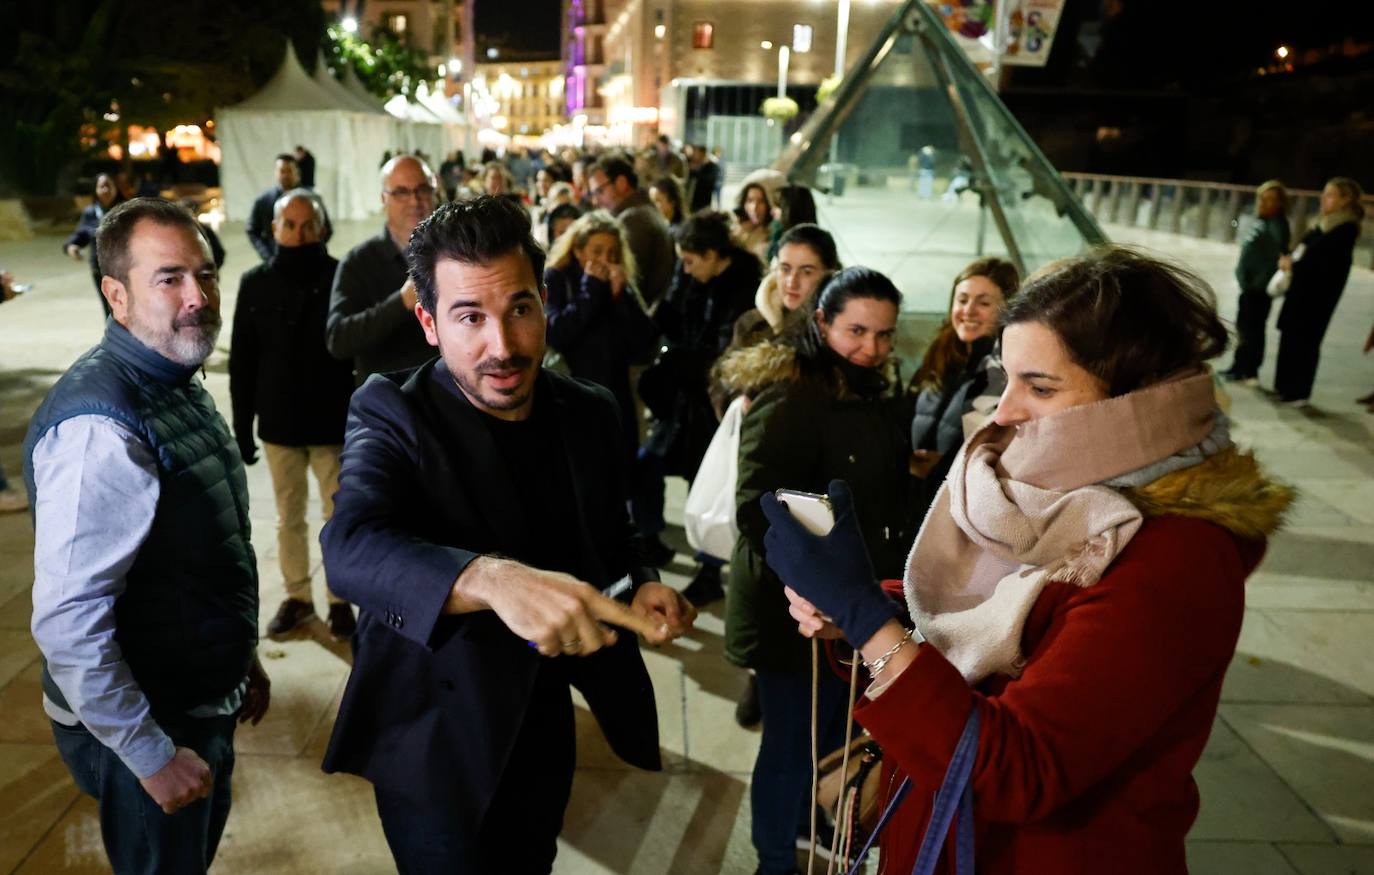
714;340;902;401
1122;445;1293;542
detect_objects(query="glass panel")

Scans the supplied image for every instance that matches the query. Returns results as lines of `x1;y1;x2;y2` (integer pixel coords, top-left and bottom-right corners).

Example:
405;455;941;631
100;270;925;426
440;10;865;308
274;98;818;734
774;0;1105;315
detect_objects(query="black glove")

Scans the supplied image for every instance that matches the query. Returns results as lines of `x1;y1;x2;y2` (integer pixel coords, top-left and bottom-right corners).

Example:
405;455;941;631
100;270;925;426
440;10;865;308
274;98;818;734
237;435;258;466
760;479;898;648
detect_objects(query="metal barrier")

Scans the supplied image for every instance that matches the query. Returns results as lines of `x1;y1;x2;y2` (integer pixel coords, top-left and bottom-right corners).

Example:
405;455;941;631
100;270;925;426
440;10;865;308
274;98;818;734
1061;172;1374;269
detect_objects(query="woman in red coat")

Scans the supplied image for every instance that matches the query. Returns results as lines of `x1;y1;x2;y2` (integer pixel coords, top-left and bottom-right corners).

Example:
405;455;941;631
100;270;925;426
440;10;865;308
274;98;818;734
761;246;1294;874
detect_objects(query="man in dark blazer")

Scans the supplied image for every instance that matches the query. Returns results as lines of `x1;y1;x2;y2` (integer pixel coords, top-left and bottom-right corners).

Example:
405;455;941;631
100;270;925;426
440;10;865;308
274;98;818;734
320;195;695;874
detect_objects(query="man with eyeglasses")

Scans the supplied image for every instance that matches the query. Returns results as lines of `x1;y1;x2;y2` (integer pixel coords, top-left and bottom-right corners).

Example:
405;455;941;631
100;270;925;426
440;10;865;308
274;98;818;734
326;154;440;383
587;155;675;306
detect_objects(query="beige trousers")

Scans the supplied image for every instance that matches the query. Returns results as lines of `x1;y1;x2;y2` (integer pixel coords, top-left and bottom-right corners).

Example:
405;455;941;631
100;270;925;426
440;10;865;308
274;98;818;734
262;442;345;605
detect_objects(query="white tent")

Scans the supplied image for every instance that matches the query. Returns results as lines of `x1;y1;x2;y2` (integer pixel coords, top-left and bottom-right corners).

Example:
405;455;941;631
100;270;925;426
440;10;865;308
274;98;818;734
383;95;453;163
215;45;393;221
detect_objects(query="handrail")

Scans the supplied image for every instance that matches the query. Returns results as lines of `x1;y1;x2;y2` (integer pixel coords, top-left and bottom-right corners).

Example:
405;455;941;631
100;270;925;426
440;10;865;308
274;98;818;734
1062;172;1373;268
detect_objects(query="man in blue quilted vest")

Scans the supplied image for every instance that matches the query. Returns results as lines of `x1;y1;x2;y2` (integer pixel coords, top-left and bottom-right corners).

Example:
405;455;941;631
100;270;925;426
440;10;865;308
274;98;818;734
24;197;270;875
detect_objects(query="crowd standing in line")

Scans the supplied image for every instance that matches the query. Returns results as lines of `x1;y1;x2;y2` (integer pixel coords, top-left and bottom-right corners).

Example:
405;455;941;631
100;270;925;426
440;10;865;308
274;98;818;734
21;133;1369;875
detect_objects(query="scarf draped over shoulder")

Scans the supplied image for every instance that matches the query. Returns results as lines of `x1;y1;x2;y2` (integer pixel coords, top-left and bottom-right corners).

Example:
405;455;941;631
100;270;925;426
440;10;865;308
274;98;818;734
904;370;1222;684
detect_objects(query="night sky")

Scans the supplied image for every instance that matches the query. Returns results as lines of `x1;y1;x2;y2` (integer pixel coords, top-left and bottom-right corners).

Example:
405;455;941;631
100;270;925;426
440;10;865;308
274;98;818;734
475;0;561;57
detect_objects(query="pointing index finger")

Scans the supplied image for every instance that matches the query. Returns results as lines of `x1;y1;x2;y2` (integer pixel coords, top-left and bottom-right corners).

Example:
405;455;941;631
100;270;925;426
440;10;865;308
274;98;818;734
588;592;670;644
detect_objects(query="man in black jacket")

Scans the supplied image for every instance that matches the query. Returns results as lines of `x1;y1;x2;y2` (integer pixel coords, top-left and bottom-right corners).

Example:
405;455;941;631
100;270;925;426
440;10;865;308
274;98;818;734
320;195;695;874
246;154;332;261
230;189;358;639
326;154;438;383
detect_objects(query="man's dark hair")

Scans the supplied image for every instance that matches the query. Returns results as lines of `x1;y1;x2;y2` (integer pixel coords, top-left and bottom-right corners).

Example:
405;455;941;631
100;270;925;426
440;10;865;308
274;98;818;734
590;154;637;191
96;197;209;287
1003;245;1229;397
674;210;734;257
276;153;298;165
407;195;547;314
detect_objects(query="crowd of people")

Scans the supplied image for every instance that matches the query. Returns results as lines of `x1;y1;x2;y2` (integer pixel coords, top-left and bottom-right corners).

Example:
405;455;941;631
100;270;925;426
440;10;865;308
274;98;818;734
11;134;1368;875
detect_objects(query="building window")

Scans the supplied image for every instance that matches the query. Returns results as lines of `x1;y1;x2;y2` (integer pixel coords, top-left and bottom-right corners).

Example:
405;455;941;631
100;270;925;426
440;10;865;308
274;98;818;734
793;23;813;54
385;13;408;35
692;21;714;49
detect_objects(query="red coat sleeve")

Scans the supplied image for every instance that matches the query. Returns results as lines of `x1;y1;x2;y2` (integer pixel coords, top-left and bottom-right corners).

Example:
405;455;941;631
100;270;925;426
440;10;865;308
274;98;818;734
854;518;1247;824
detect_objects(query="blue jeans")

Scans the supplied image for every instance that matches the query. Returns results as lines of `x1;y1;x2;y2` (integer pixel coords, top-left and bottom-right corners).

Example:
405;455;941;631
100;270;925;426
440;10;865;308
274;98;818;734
51;715;237;875
752;667;852;874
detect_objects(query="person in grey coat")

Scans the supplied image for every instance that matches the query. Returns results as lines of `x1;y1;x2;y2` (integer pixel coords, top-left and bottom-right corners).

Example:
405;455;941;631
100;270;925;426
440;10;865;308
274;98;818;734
1221;180;1290;384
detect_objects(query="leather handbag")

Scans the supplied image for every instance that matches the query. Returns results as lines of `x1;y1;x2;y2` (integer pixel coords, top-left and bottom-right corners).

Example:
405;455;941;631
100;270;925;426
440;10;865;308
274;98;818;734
816;733;885;863
841;706;982;875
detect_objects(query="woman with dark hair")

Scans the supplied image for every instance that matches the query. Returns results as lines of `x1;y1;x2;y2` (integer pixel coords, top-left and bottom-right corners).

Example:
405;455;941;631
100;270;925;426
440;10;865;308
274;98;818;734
543;202;582;247
544;211;659;466
649;176;687;231
1272;176;1365;406
731;223;841;352
634;211;762;604
735;182;774;264
719;267;914;875
711;222;844;728
908;257;1020;520
765;246;1292;875
766;185;819;262
63;173;124;317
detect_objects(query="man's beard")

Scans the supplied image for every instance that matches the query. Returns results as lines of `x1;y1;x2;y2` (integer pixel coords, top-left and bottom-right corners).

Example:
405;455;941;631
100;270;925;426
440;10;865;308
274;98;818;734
128;305;222;367
448;351;538;412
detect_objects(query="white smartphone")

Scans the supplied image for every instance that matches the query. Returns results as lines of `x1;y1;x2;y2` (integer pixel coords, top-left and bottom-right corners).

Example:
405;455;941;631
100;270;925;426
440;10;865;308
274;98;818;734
775;489;836;536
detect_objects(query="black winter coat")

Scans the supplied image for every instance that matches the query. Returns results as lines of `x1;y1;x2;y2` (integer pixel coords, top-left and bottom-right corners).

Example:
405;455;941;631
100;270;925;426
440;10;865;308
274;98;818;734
1277;220;1360;336
720;342;916;674
544;263;659;455
229;244;356;452
642;247;761;476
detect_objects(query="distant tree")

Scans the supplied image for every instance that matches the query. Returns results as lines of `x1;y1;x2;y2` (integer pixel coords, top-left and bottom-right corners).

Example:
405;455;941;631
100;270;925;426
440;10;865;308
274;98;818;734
324;24;436;100
0;0;325;195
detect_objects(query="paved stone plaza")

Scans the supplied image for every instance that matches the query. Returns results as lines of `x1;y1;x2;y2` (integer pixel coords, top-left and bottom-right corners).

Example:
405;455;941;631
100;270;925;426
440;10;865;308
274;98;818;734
0;212;1371;874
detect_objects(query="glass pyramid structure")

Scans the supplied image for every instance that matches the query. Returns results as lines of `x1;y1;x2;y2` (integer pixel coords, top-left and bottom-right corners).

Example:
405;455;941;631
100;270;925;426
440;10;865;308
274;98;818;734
774;0;1106;314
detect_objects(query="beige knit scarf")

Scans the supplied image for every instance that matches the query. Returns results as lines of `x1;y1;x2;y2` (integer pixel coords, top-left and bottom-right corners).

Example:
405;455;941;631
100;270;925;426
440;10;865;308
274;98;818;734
903;370;1220;684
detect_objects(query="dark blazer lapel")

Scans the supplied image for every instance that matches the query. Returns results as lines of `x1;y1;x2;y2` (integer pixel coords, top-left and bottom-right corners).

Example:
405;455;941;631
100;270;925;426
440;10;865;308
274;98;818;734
421;360;532;556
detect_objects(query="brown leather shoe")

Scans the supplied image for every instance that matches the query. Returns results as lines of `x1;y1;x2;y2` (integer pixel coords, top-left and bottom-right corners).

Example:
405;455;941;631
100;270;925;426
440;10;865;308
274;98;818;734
266;598;315;636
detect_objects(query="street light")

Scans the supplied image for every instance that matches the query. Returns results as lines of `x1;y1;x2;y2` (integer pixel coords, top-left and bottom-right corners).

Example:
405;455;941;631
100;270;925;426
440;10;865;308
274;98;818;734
342;16;358;33
1276;45;1290;59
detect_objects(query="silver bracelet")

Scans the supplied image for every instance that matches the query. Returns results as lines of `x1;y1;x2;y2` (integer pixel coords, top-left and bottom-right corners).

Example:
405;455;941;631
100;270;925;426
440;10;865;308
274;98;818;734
864;627;914;677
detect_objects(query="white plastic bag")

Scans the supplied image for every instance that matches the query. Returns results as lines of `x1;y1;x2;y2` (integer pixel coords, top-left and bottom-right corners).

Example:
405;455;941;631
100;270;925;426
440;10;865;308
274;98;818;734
684;396;746;562
1266;243;1305;298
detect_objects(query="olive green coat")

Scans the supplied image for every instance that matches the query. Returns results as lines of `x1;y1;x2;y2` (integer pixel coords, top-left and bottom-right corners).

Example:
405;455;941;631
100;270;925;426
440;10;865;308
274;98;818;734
719;342;916;674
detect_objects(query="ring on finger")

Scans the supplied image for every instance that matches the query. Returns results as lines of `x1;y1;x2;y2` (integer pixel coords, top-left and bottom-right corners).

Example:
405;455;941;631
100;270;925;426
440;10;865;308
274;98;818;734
560;638;581;651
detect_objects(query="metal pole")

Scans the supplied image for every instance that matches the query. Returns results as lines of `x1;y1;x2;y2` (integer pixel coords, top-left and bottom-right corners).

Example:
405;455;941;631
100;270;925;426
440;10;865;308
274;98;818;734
991;0;1011;90
778;45;790;99
827;0;851;200
835;0;851;79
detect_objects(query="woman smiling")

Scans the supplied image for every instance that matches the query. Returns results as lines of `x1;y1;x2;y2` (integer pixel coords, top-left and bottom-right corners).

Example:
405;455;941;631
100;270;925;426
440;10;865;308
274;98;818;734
908;257;1020;521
